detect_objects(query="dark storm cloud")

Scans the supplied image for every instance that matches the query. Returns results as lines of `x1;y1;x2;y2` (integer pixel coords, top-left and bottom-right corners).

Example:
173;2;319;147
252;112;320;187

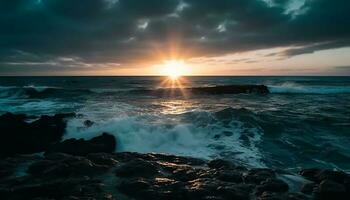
0;0;350;74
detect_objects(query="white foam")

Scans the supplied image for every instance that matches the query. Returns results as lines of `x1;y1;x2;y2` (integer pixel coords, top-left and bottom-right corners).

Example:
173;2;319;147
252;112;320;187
268;82;350;94
64;108;266;167
23;85;61;92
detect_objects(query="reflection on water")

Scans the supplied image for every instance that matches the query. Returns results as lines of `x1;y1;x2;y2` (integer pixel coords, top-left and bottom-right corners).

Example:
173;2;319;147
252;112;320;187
156;99;199;115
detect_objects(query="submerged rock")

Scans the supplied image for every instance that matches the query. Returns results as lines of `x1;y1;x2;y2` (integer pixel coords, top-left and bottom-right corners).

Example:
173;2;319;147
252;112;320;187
188;85;269;94
0;112;75;156
46;132;116;156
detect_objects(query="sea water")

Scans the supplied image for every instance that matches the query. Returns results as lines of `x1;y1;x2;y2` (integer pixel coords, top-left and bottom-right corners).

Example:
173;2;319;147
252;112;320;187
0;76;349;171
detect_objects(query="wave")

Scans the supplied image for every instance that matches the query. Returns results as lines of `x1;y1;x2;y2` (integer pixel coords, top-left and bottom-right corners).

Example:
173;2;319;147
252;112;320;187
0;85;92;99
268;83;350;94
64;107;266;167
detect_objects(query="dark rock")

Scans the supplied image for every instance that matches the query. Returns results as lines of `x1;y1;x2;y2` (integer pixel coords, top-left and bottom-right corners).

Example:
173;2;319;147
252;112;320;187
299;169;350;184
216;184;252;200
27;156;109;177
314;179;347;200
208;159;236;170
148;85;269;96
87;153;118;166
214;170;243;183
299;168;322;182
0;112;75;156
115;158;159;177
171;167;201;181
256;178;289;195
0;161;15;178
189;85;269;95
259;192;309;200
46;132;116;156
245;168;276;184
301;182;316;195
83;120;94;127
316;170;349;184
27;160;56;175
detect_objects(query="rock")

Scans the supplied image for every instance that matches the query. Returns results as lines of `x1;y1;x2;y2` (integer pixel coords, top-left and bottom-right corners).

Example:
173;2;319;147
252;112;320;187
314;179;347;200
256;178;289;195
208;159;236;170
189;85;269;94
46;133;116;156
27;156;109;177
301;182;316;194
87;153;118;166
115;158;159;177
0;112;75;156
259;192;309;200
84;120;94;127
148;85;269;96
214;170;243;183
171;167;201;181
118;177;185;200
0;160;15;178
316;170;349;184
299;168;322;182
245;168;276;184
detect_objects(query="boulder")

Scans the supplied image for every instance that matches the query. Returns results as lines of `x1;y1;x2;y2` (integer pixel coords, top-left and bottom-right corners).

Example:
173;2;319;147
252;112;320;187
46;132;116;156
244;168;276;184
0;112;75;156
314;179;347;200
208;159;236;170
256;178;289;195
189;85;269;94
115;158;159;177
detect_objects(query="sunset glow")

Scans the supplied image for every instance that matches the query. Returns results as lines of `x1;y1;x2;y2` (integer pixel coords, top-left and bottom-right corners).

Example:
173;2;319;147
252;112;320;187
161;60;188;80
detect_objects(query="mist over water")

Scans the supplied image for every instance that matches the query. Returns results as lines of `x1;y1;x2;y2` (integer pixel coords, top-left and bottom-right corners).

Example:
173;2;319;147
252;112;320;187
1;76;350;171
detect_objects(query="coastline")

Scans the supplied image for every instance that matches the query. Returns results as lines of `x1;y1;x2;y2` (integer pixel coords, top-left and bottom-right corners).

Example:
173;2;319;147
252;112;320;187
0;112;349;200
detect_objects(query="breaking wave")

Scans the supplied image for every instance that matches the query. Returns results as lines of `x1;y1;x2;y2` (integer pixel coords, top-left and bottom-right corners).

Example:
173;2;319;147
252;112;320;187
268;83;350;94
0;85;92;99
64;107;266;167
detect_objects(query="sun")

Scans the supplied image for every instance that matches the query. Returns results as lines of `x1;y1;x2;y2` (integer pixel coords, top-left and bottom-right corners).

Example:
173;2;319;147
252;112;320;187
162;60;187;80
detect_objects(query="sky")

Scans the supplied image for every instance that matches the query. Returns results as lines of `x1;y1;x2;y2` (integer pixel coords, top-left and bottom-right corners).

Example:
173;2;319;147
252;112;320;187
0;0;350;76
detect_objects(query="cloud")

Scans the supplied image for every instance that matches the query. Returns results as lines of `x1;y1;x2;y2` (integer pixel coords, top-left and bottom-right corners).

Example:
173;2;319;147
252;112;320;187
0;0;350;74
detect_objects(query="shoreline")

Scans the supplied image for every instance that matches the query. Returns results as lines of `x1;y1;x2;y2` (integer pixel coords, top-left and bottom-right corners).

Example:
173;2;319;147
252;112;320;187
1;112;349;199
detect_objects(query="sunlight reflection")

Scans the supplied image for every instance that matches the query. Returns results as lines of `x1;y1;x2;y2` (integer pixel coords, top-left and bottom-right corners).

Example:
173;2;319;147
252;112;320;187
156;99;198;115
158;76;190;98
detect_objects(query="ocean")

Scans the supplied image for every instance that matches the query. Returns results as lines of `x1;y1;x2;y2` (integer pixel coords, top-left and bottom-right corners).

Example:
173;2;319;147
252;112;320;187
0;76;349;171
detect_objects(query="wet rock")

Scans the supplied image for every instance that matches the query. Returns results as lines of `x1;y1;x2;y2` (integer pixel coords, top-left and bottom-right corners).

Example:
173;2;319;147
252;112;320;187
208;159;236;170
27;160;56;175
299;168;322;182
87;153;118;166
0;112;75;156
46;132;116;156
259;192;309;200
83;120;94;127
300;182;316;195
214;170;243;183
171;167;202;181
189;85;269;95
245;168;276;184
216;184;252;200
115;158;159;177
314;179;347;200
0;160;15;178
316;170;349;184
27;156;109;177
256;178;289;195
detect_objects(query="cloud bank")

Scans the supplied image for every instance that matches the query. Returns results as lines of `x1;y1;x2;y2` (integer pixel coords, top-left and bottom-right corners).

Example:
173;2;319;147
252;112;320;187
0;0;350;74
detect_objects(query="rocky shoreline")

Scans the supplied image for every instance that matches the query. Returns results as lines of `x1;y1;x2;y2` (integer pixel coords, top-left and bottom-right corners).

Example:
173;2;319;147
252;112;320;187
0;113;349;200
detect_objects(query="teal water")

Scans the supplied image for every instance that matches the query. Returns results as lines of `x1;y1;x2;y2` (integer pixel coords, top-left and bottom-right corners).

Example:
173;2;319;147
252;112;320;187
0;76;349;170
